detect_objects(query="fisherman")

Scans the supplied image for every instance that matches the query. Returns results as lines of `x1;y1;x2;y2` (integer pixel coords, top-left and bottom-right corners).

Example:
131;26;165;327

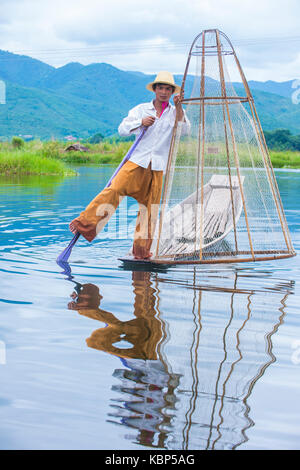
69;71;190;259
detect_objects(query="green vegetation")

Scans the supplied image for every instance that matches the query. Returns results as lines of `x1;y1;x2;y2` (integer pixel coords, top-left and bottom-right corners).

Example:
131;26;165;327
0;140;76;176
11;136;25;149
0;151;76;176
1;137;300;176
89;132;104;144
0;138;133;175
60;140;132;165
269;150;300;168
264;129;300;151
176;139;300;169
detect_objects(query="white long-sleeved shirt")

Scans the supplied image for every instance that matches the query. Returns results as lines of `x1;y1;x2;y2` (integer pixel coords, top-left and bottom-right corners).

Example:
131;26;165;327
118;101;190;173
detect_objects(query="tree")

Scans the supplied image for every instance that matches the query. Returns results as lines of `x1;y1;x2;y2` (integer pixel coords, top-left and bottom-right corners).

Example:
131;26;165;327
11;136;25;148
89;133;104;144
264;129;300;151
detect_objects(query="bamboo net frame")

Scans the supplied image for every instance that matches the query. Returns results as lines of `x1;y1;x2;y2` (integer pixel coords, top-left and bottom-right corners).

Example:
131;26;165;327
149;29;295;265
107;270;294;449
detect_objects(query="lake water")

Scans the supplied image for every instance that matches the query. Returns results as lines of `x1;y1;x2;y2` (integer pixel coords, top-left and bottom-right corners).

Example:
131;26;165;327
0;166;299;450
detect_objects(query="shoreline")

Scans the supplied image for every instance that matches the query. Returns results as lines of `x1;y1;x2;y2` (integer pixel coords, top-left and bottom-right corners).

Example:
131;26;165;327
1;141;300;175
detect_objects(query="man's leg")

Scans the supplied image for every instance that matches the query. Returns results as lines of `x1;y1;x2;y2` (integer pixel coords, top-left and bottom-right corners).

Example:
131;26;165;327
132;168;163;259
69;161;140;242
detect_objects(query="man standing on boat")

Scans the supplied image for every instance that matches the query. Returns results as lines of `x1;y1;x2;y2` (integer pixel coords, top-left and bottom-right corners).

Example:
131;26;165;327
69;71;190;259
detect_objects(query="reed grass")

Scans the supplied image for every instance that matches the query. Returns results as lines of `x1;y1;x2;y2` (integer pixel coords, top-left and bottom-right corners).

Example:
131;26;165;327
0;149;76;176
0;140;299;175
269;150;300;169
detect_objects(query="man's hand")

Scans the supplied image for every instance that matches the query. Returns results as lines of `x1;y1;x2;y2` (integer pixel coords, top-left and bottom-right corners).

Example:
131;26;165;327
173;94;181;106
142;116;156;127
174;92;184;121
173;92;184;106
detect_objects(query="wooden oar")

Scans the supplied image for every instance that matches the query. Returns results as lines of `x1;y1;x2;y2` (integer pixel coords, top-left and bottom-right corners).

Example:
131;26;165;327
56;101;168;264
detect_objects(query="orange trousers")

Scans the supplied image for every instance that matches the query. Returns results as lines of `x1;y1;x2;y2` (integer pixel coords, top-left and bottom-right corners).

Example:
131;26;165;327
69;161;163;259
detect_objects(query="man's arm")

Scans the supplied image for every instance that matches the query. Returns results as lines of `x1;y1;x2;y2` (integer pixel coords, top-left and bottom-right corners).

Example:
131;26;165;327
118;105;143;137
173;93;185;122
173;93;191;135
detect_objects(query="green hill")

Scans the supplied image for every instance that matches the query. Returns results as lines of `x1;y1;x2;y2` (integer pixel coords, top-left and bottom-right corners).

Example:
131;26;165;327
0;50;53;87
0;50;299;139
246;79;296;98
0;80;113;139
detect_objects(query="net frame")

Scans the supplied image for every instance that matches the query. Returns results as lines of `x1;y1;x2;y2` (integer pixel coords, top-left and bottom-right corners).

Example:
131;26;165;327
150;29;295;265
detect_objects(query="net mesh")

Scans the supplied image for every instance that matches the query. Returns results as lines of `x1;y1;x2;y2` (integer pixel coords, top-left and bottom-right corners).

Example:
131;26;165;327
151;30;295;264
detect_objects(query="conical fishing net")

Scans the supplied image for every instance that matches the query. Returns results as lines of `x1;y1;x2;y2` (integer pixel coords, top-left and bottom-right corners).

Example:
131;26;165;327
151;29;295;265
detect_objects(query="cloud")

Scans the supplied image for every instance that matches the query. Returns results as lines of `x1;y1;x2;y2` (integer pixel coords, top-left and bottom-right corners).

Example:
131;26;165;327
0;0;299;81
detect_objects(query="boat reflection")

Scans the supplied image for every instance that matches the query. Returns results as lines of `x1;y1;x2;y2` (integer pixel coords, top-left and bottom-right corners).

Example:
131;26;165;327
67;267;294;450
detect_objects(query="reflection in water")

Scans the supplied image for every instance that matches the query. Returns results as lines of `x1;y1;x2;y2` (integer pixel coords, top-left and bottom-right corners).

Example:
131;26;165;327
68;272;164;361
66;266;294;450
68;270;181;448
0;174;64;193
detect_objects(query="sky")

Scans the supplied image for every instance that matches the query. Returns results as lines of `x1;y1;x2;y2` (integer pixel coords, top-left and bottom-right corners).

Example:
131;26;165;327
0;0;299;82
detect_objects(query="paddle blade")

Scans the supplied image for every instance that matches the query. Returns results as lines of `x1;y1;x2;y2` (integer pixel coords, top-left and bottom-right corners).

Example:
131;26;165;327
56;232;80;263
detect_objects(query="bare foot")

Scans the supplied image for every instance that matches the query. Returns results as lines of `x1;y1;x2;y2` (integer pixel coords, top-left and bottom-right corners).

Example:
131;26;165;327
69;221;78;234
134;251;152;260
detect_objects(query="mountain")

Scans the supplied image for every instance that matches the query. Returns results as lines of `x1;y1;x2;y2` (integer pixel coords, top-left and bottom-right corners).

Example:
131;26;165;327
0;80;111;139
0;50;53;88
246;80;296;99
0;50;299;139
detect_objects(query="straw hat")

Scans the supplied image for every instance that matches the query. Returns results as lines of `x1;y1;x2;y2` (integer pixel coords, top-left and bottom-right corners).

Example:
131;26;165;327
146;71;181;94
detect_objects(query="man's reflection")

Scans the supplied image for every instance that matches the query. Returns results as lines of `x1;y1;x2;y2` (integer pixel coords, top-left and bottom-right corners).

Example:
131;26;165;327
66;267;294;450
68;271;181;448
68;272;163;360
